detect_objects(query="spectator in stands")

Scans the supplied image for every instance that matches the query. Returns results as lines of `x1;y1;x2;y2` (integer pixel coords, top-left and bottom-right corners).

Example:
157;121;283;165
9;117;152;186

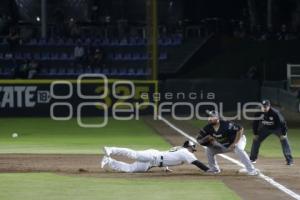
90;48;103;67
0;15;5;35
6;26;20;50
15;60;39;79
296;25;300;39
27;60;39;79
245;65;258;80
277;24;289;40
233;21;247;39
68;18;80;38
0;15;13;36
15;60;29;78
53;8;65;36
74;41;85;62
266;26;276;40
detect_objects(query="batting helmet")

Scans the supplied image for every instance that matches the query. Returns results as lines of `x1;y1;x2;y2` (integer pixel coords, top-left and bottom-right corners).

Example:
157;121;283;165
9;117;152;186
183;140;197;152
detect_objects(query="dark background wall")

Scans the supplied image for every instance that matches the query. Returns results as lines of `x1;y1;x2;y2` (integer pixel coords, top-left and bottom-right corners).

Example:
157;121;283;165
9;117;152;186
179;36;300;81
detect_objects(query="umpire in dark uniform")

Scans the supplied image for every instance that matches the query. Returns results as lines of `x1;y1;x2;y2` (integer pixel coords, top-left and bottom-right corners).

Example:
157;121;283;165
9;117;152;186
250;100;294;165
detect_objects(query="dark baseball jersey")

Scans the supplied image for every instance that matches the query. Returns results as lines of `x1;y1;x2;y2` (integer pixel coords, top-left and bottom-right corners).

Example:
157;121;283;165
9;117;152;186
199;120;242;147
252;107;287;134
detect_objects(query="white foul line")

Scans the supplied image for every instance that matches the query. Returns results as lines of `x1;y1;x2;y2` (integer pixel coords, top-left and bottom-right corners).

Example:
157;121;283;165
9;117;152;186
158;115;300;200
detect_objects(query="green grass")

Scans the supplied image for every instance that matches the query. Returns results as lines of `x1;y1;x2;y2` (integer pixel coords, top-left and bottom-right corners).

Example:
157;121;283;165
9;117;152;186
244;132;300;157
0;118;170;154
190;120;300;158
0;173;240;200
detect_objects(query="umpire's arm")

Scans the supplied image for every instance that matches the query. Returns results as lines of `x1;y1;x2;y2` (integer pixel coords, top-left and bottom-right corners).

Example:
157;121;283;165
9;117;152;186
274;111;288;135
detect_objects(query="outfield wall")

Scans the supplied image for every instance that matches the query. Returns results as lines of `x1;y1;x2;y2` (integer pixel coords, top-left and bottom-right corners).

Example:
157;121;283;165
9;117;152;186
0;79;157;117
0;79;260;117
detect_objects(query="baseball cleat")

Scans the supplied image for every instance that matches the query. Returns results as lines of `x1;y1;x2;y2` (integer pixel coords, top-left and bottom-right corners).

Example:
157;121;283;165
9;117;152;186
103;146;111;156
101;156;110;168
250;159;257;164
247;170;259;176
206;168;221;174
164;166;173;172
238;168;259;176
286;160;294;166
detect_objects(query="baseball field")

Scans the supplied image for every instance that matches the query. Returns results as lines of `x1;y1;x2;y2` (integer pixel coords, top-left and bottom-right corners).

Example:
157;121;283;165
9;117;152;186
0;117;299;200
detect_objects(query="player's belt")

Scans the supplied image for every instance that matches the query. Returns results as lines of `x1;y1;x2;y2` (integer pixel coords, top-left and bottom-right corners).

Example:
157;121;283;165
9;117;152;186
159;156;164;167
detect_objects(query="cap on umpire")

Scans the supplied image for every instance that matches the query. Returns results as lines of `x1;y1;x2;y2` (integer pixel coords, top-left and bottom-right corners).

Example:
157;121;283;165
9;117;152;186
262;100;271;107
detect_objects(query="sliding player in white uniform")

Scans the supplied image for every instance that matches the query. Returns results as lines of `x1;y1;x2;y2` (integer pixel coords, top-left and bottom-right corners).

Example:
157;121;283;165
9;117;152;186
101;141;209;173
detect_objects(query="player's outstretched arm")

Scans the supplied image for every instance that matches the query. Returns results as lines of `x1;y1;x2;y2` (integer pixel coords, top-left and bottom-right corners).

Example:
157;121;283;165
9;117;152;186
191;160;209;171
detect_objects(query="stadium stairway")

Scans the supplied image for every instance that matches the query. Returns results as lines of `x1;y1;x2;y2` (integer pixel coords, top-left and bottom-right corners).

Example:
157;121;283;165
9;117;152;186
159;35;213;75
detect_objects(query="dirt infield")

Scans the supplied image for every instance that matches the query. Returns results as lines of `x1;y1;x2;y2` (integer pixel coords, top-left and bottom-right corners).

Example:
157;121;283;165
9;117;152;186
0;117;299;200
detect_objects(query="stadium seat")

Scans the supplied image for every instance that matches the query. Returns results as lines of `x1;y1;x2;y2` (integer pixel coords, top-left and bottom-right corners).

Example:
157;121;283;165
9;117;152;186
24;53;32;59
29;38;38;45
164;38;172;46
60;53;68;60
135;38;144;46
84;38;91;46
48;38;56;45
94;38;102;46
123;53;132;60
14;52;23;60
85;67;92;73
145;68;151;75
141;53;148;60
4;53;13;60
38;38;47;46
120;38;128;46
110;68;118;76
114;53;123;60
57;38;64;45
102;68;110;75
51;53;59;60
110;39;119;46
75;67;84;75
172;36;182;45
41;52;50;60
39;67;49;76
0;67;13;76
136;68;145;76
119;68;127;76
132;53;141;60
159;52;167;60
127;68;136;76
33;53;41;60
65;67;75;76
57;67;67;76
93;67;102;74
129;37;136;46
66;38;74;46
49;68;57;75
102;38;110;46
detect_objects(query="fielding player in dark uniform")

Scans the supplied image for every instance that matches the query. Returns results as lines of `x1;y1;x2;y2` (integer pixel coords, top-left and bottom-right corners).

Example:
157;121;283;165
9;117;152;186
250;100;294;165
197;110;257;175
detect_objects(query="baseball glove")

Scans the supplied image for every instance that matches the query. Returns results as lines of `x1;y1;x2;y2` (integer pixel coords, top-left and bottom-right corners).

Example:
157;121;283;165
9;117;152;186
197;134;215;146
